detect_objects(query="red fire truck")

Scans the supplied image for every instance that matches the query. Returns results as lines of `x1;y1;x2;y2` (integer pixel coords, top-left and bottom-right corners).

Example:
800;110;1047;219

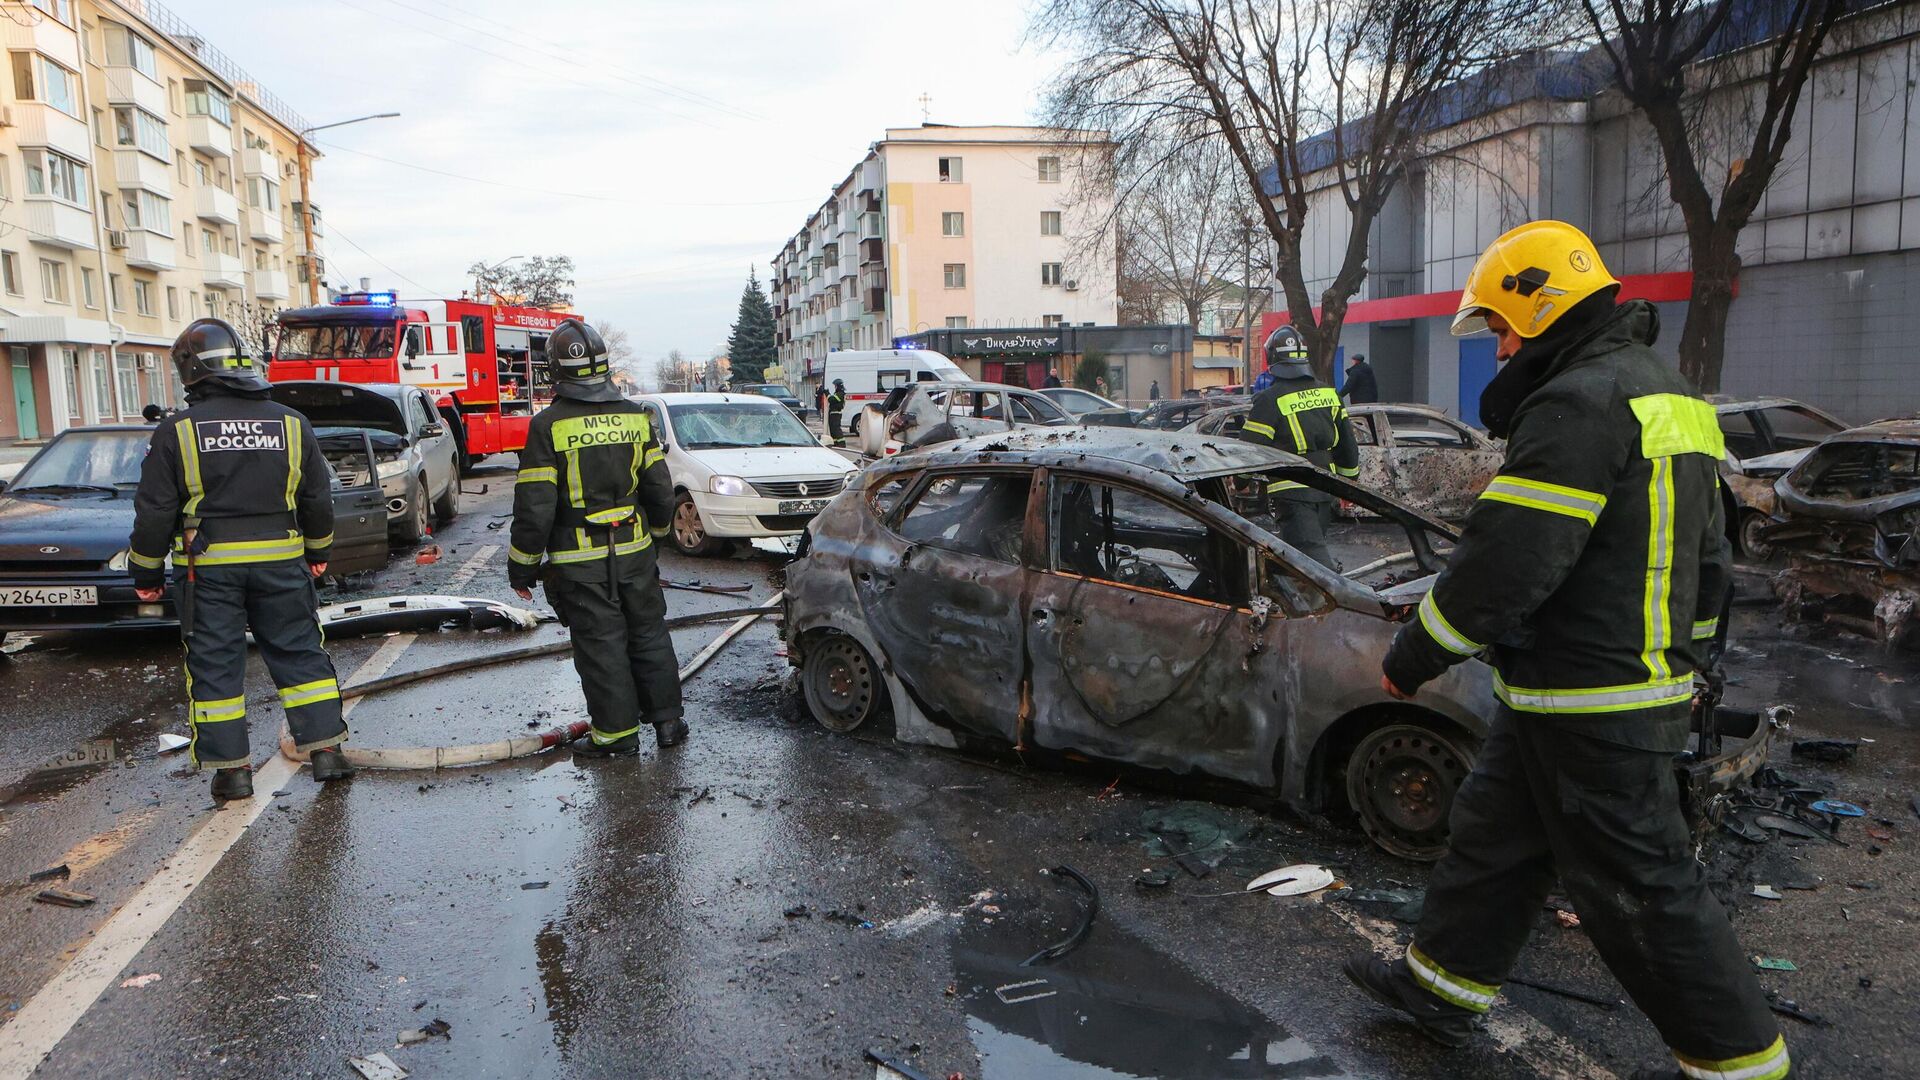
269;291;578;467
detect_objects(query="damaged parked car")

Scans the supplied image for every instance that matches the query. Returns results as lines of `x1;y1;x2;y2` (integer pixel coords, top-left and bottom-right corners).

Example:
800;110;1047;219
1185;402;1503;520
269;380;461;545
784;428;1777;859
1712;397;1849;558
857;380;1074;458
1763;417;1920;650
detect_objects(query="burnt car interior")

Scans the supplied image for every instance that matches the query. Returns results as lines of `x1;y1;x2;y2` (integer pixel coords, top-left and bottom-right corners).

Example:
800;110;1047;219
1051;478;1247;605
896;473;1031;565
1798;441;1920;500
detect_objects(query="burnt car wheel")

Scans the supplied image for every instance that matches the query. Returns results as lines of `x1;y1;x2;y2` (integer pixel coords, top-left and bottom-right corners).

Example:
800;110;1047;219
803;634;883;733
1739;510;1775;561
1346;722;1477;862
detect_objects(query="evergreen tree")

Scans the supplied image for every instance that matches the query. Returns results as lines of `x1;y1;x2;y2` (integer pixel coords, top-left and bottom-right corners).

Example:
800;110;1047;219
725;270;777;384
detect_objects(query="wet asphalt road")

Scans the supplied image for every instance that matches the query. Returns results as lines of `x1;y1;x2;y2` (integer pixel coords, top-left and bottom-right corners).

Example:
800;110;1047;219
0;468;1916;1080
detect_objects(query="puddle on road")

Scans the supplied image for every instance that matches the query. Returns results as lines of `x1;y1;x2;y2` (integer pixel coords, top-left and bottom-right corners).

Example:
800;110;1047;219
953;896;1355;1079
0;739;118;808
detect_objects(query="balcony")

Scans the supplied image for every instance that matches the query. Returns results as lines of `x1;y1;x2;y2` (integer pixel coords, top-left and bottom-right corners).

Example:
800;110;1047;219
865;287;886;314
859;237;884;265
185;114;232;157
1;14;80;68
292;202;324;237
24;199;96;250
202;251;244;289
251;268;289;300
12;103;92;162
248;208;284;244
196;186;239;225
104;67;169;115
123;228;175;271
859;211;883;241
242;145;280;178
113;149;173;195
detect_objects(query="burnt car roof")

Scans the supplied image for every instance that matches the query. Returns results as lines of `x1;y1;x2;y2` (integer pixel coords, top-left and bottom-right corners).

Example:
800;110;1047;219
896;426;1305;481
1824;418;1920;442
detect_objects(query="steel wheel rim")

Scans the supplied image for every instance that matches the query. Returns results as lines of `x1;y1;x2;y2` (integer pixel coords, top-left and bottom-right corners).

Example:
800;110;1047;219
1351;725;1473;860
809;638;875;732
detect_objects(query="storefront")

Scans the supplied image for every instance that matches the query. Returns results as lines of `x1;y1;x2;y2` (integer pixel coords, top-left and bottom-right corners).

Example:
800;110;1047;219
894;324;1194;407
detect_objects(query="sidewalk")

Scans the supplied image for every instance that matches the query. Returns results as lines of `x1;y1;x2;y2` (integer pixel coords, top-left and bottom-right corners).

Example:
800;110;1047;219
0;444;40;482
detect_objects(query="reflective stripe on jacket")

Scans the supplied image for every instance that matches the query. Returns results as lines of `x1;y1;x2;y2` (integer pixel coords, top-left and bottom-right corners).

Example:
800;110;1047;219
509;397;674;587
1236;374;1361;479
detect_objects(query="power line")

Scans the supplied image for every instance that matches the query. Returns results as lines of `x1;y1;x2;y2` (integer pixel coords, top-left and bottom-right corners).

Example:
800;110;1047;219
323;222;445;297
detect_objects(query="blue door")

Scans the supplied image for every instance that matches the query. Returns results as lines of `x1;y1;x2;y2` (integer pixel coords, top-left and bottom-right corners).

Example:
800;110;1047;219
1331;345;1345;393
1457;339;1498;429
10;357;37;441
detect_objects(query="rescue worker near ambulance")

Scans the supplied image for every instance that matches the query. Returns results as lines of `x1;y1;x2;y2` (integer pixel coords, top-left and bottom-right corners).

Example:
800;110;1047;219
1236;325;1360;568
128;318;353;800
508;319;686;756
1345;221;1788;1080
826;379;848;445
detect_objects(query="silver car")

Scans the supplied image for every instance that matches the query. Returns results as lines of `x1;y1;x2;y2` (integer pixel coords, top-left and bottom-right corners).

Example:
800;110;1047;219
270;381;460;545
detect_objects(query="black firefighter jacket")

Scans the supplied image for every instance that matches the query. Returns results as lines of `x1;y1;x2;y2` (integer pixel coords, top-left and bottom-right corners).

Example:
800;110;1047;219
127;385;335;589
1383;299;1730;748
508;396;674;589
1238;373;1362;484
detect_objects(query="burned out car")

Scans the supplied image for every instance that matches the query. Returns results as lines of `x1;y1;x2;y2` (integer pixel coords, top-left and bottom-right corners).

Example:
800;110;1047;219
1712;397;1849;557
856;380;1073;458
784;427;1779;859
1764;418;1920;649
1185;402;1503;519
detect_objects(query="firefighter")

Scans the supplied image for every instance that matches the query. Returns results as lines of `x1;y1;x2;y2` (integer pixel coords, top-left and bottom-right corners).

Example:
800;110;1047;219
508;319;685;756
826;379;848;445
128;319;352;800
1235;325;1360;568
1345;221;1788;1080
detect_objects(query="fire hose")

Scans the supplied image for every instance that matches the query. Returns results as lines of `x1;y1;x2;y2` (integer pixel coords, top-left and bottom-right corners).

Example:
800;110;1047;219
278;597;781;770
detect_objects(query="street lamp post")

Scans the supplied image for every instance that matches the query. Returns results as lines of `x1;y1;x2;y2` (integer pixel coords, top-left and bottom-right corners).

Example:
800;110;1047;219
473;255;525;303
296;112;400;303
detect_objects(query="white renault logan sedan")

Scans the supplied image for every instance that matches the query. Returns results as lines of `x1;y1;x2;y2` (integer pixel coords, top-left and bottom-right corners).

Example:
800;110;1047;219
630;393;858;556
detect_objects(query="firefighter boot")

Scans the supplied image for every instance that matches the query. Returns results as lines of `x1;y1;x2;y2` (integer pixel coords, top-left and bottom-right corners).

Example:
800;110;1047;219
572;733;641;758
310;748;355;782
655;718;688;749
1342;950;1478;1048
211;767;254;801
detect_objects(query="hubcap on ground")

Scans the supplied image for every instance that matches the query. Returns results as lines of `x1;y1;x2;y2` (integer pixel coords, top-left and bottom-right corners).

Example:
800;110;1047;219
1348;723;1475;861
806;637;877;733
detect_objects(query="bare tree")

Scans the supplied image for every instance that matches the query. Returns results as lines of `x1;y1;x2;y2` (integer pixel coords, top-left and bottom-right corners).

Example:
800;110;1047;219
466;255;577;310
1037;0;1543;378
594;320;637;381
653;349;698;393
1580;0;1844;392
1117;137;1249;329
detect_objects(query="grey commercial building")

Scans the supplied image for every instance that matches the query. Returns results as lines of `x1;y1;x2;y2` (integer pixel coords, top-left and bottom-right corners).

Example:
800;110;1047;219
1268;0;1920;428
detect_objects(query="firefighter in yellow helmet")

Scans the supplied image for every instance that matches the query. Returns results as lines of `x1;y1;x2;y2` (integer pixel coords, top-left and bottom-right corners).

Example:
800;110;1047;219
1342;221;1790;1080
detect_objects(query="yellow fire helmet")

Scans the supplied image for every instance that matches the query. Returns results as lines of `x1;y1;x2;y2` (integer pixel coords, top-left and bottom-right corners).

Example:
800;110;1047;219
1451;220;1619;339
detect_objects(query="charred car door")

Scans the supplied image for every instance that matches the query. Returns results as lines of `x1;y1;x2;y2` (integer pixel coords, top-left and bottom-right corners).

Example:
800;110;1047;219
851;468;1034;743
1376;409;1498;519
1024;471;1284;788
319;430;389;575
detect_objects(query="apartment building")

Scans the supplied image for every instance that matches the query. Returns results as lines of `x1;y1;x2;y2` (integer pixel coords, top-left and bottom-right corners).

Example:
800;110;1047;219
770;125;1118;386
0;0;324;446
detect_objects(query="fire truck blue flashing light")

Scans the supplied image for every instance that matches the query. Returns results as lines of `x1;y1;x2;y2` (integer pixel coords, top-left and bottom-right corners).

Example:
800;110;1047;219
336;290;398;306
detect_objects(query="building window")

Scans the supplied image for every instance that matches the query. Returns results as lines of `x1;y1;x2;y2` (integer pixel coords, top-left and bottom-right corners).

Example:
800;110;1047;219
165;285;178;319
247;176;279;211
62;348;80;420
39;259;67;304
133;278;154;315
938;156;962;182
943;263;966;289
1041;262;1065;286
0;252;18;295
1038;156;1062;183
175;150;187;182
114;354;139;418
80;266;96;308
204;291;218;317
102;22;158;80
946;316;969;329
79;21;93;64
89;349;112;419
0;155;9;199
112;106;169;159
12;53;80;118
91;106;104;147
1040;211;1062;236
942;211;964;237
183;80;232;126
1042;314;1065;328
167;77;180;116
107;272;123;311
24;149;90;206
193;159;210;186
121;189;172;234
201;228;215;254
33;0;71;27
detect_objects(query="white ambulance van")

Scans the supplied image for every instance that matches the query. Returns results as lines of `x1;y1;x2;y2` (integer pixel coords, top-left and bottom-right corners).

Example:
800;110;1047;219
822;350;967;433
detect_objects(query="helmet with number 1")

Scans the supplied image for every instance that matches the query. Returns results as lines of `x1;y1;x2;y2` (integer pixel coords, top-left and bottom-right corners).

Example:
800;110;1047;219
546;319;621;402
1452;220;1619;339
172;318;268;392
1263;324;1311;377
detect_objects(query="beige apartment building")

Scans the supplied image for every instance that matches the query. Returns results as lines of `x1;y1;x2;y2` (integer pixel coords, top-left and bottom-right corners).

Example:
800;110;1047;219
771;125;1118;386
0;0;324;446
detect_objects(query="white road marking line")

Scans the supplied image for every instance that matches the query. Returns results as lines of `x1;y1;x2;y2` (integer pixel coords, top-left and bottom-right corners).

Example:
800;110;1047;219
1323;904;1618;1080
0;634;416;1078
445;544;498;591
676;591;779;682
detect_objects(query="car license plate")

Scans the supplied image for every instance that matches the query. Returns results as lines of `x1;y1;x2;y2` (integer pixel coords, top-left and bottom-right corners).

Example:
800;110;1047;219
777;499;830;515
0;585;97;607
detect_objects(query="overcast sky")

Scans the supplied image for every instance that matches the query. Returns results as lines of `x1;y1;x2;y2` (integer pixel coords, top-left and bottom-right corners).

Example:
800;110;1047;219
168;0;1066;368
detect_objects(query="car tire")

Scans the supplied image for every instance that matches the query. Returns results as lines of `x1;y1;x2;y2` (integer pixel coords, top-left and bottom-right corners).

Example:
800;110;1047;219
1345;721;1477;862
432;475;460;522
395;476;430;544
1739;510;1775;561
803;633;886;733
669;491;727;557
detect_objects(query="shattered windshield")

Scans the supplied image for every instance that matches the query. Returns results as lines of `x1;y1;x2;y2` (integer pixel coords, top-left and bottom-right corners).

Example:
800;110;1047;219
667;401;816;450
276;321;400;361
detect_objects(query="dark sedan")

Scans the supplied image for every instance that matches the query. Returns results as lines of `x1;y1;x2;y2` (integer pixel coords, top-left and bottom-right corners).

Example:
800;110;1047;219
736;383;810;421
0;425;387;640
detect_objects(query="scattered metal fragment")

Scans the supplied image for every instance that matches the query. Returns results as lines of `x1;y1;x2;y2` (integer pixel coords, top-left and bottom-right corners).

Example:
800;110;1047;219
864;1048;937;1080
1767;995;1831;1028
783;904;812;919
156;733;190;754
1752;885;1784;900
1246;864;1335;897
520;881;549;891
33;888;95;908
1754;813;1829;841
347;1052;408;1080
660;579;753;596
1133;870;1174;889
27;864;69;883
1810;799;1865;817
1021;865;1099;967
1505;975;1618;1010
396;1018;451;1045
1792;740;1859;764
315;594;543;637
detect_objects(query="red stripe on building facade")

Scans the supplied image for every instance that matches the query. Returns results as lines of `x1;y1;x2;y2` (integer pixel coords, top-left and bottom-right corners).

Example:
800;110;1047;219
1256;271;1718;339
